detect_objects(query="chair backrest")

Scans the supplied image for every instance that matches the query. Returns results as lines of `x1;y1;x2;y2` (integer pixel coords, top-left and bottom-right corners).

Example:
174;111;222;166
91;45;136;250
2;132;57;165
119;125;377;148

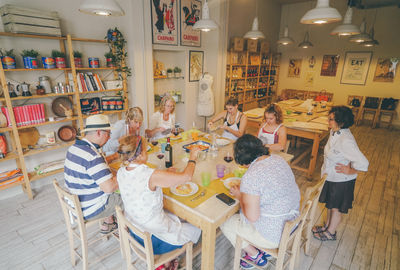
302;174;327;212
115;205;155;269
284;141;290;154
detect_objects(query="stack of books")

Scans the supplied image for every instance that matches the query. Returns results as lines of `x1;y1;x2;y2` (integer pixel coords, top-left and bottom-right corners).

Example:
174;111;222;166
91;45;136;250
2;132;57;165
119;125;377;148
1;104;45;127
76;72;105;92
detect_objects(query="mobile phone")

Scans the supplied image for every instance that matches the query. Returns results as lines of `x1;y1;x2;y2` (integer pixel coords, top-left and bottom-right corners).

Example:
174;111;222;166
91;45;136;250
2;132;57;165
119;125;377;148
216;193;236;206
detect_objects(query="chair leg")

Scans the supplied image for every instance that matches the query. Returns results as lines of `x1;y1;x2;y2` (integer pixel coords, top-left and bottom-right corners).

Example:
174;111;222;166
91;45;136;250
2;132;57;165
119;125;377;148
81;235;89;270
233;236;243;270
186;242;193;270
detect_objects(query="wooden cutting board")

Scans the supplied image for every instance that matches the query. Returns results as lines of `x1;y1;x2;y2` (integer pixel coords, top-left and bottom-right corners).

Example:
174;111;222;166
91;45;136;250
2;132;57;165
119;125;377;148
18;127;40;149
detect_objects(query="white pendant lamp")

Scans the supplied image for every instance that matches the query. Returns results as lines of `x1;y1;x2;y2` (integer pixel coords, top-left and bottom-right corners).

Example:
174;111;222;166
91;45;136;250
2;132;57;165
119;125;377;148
298;31;313;48
193;0;218;32
79;0;124;16
362;27;379;47
300;0;342;24
330;7;360;36
277;26;294;45
349;20;371;43
244;17;265;40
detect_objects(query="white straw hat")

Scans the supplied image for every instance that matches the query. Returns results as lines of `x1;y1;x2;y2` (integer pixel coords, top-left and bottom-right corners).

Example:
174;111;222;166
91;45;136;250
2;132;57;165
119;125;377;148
83;114;112;132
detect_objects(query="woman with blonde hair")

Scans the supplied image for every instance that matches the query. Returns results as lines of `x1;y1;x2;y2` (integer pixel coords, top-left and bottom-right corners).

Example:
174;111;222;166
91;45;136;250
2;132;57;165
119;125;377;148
146;95;176;139
257;104;287;151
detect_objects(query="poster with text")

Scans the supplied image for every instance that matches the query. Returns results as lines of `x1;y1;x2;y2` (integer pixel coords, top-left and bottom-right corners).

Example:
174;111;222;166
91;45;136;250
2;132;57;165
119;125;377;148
180;0;201;47
340;52;372;85
320;55;340;76
373;58;398;82
288;59;302;77
151;0;178;45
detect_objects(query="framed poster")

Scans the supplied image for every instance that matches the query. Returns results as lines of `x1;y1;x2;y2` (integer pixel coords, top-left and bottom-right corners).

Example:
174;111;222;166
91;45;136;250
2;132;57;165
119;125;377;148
189;50;203;81
151;0;178;45
320;55;340;76
340;52;372;85
373;58;399;82
288;59;302;77
180;0;201;47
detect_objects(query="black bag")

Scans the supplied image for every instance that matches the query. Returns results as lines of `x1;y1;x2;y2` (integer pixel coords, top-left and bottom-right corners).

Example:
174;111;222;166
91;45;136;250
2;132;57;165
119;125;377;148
351;98;361;107
381;98;397;110
364;97;379;109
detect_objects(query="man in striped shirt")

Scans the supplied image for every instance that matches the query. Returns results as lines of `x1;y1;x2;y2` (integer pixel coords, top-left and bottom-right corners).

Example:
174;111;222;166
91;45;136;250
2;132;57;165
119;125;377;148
64;114;122;233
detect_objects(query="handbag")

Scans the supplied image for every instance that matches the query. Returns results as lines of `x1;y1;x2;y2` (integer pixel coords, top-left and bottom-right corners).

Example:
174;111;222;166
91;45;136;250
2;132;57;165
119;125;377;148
381;98;397;110
351;98;361;107
315;90;329;102
364;97;379;109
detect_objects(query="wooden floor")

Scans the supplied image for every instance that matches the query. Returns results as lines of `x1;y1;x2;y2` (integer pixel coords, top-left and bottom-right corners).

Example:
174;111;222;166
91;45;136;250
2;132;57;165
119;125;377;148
0;125;399;269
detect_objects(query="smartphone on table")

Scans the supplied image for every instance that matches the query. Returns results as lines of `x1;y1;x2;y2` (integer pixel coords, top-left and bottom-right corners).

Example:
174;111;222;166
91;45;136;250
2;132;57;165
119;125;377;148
216;193;236;206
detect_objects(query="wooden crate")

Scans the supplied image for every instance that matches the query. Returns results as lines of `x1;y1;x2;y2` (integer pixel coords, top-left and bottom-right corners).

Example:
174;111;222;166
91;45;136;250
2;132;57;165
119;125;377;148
0;4;61;36
246;39;258;53
230;37;244;51
260;41;269;53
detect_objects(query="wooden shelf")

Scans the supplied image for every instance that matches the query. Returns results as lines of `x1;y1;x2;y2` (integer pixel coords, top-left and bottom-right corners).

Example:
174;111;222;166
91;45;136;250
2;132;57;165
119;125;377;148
154;76;184;80
0;32;65;40
23;142;74;157
0;180;23;191
71;37;107;43
76;67;117;71
2;92;74;101
81;109;127;118
4;68;71;72
0;152;18;162
29;168;64;182
16;117;78;129
0;126;13;132
79;88;123;94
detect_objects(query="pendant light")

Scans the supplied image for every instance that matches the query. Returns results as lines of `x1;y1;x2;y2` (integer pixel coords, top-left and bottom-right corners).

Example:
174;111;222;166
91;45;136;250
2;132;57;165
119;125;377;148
79;0;124;16
244;0;266;40
362;10;379;47
298;31;313;48
349;20;371;43
330;7;360;36
193;0;218;32
277;26;294;45
300;0;342;24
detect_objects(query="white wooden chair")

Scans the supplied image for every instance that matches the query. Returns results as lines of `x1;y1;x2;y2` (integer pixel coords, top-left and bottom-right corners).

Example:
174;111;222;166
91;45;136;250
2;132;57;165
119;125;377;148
115;205;193;270
301;175;327;256
53;180;119;270
233;200;312;270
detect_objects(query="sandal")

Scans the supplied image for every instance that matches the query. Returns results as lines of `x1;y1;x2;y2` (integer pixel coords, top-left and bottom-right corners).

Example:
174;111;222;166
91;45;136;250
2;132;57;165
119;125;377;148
312;224;327;233
100;221;118;234
313;230;336;241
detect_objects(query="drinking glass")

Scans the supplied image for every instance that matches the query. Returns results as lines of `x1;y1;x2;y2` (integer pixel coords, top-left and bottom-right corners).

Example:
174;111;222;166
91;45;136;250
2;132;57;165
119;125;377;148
201;172;211;187
156;152;164;169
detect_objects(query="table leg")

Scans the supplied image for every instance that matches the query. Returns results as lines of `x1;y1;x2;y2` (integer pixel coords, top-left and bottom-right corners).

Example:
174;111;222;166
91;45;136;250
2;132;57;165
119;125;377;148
200;222;217;270
307;133;321;179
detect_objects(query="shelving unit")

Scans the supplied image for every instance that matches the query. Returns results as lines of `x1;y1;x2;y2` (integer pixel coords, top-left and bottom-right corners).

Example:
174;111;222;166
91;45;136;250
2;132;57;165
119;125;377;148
225;50;280;111
0;32;128;199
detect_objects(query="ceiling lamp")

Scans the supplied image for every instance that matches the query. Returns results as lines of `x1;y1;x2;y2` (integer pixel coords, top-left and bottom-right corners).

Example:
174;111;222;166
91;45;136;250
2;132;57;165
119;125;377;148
362;27;379;47
330;7;360;36
244;0;265;40
300;0;342;24
277;25;294;45
79;0;124;16
349;20;371;43
193;0;218;32
298;31;313;48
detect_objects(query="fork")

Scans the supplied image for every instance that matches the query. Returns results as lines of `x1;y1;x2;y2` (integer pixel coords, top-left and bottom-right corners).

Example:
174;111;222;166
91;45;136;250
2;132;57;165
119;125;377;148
190;190;206;201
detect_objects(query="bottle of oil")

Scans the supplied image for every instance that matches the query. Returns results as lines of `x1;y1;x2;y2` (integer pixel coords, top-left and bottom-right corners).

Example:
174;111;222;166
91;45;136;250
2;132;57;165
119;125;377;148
165;137;173;168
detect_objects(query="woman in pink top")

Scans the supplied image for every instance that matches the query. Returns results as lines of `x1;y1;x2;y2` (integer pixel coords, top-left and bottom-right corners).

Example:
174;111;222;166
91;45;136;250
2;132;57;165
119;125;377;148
257;104;287;151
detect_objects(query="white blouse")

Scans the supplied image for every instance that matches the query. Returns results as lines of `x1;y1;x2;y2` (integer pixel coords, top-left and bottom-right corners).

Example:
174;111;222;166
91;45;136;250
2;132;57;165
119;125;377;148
150;111;175;139
321;128;369;183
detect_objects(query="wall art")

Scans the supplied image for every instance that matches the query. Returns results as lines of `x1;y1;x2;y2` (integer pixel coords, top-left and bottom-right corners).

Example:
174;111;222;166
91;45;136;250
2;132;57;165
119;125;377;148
288;59;302;77
189;50;203;81
373;57;399;82
151;0;178;45
180;0;201;47
320;55;340;76
340;52;372;85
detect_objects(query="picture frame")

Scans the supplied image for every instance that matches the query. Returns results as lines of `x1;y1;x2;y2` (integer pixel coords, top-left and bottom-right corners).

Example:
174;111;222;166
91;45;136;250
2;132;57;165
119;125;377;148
373;57;399;82
320;55;340;76
180;0;201;47
288;59;302;77
340;51;372;85
189;50;203;82
151;0;178;45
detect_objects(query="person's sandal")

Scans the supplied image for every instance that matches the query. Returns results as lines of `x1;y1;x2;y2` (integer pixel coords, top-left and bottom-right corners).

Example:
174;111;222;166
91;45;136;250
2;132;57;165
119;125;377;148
313;230;336;241
312;224;327;233
100;221;118;234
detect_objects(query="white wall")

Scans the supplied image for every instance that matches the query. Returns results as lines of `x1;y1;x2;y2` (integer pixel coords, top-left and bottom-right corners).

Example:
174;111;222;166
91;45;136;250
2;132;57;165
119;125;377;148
278;2;400;125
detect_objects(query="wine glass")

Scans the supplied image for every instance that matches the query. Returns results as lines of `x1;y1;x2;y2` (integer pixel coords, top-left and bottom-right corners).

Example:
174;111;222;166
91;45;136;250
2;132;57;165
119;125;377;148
151;138;159;147
224;152;233;163
156;152;164;169
172;127;179;136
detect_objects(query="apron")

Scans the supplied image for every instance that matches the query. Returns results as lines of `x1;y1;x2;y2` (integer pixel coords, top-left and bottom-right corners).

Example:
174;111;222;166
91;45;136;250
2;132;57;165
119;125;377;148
258;123;282;145
222;111;241;141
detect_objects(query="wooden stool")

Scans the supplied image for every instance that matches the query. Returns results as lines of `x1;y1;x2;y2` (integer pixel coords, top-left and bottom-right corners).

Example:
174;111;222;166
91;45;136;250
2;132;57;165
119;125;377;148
376;99;398;129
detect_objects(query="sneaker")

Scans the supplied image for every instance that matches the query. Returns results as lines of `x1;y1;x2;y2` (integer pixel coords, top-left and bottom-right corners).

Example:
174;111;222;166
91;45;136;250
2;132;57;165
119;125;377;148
240;250;269;268
240;259;254;269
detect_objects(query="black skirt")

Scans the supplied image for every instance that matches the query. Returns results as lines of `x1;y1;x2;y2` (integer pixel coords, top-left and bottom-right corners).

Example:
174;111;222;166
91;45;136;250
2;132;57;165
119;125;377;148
319;179;356;214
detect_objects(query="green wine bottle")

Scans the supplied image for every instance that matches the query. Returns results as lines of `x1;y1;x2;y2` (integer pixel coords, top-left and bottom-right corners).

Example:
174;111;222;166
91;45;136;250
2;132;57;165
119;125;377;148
165;137;173;168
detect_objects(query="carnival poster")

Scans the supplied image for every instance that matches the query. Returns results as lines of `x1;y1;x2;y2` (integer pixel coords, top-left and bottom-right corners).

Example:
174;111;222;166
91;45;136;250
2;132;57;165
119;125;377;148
180;0;201;47
151;0;178;45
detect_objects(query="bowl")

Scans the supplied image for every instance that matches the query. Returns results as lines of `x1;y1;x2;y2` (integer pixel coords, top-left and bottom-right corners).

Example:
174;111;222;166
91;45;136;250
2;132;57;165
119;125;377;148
58;125;77;142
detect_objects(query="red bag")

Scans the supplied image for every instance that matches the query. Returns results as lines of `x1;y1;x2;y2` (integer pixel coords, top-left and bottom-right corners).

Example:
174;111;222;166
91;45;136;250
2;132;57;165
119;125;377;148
315;90;329;102
0;134;7;156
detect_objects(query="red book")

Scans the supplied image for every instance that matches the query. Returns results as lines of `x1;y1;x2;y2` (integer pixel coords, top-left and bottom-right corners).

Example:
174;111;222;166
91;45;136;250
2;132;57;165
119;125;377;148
14;107;21;127
32;104;39;124
22;105;30;126
40;104;45;123
79;73;87;92
27;105;35;124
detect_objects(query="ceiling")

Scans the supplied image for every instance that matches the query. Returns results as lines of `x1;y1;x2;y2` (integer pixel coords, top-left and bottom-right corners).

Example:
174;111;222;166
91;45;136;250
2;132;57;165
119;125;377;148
276;0;400;9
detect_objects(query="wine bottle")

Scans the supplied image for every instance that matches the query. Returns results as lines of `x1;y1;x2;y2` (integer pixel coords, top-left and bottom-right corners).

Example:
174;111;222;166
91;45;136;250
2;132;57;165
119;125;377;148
165;137;173;168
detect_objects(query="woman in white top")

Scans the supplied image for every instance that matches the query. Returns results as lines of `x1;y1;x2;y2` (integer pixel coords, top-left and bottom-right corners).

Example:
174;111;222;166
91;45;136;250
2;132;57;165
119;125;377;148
313;106;369;241
116;135;201;263
207;97;247;141
146;95;176;139
257;104;287;151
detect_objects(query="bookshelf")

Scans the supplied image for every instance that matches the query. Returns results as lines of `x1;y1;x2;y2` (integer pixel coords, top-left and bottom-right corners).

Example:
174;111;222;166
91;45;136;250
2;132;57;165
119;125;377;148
0;32;128;199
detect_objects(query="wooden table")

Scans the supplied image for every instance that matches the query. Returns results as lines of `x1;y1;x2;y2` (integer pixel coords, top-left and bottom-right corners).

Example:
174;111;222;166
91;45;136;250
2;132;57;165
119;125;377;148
147;135;292;269
245;102;330;179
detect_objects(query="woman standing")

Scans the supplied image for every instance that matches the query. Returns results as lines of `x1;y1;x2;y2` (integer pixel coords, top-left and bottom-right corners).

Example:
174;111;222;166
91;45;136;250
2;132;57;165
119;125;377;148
221;134;300;268
257;104;287;151
207;97;247;141
313;106;369;241
146;95;176;139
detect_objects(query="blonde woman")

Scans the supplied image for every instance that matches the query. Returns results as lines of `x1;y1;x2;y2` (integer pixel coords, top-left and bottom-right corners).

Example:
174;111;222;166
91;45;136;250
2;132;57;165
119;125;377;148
146;95;176;139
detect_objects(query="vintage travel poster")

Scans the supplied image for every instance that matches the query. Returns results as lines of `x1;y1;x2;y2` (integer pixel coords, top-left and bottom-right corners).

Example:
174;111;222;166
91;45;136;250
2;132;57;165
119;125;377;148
341;52;372;85
320;55;340;76
373;58;398;82
151;0;178;45
180;0;201;47
288;59;302;77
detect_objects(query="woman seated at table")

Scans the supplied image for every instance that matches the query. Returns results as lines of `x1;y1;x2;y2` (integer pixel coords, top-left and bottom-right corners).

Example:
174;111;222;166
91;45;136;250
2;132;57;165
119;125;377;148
257;104;287;151
117;135;201;268
221;134;300;269
207;97;247;141
146;95;176;139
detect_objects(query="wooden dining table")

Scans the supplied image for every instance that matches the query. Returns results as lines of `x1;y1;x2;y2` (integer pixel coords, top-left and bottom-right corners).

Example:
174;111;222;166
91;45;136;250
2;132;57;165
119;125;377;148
245;100;331;179
146;132;293;269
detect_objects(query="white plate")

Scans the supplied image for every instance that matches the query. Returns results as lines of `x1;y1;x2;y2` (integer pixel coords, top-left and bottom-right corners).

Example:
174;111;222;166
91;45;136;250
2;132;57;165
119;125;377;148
223;177;241;189
216;138;230;146
170;182;199;197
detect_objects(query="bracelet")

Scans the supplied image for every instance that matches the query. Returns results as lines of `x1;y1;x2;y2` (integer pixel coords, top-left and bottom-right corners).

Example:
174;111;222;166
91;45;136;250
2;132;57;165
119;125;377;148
188;160;196;165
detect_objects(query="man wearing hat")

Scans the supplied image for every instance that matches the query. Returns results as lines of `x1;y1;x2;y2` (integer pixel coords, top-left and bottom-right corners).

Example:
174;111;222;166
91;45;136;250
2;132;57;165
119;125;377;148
64;114;122;233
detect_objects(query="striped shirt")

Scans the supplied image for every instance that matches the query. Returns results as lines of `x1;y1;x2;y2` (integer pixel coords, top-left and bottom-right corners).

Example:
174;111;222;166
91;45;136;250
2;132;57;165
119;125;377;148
64;139;112;220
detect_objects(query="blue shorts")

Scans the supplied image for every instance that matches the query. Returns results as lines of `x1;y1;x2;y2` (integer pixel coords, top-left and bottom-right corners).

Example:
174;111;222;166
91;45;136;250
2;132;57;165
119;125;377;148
129;230;183;255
